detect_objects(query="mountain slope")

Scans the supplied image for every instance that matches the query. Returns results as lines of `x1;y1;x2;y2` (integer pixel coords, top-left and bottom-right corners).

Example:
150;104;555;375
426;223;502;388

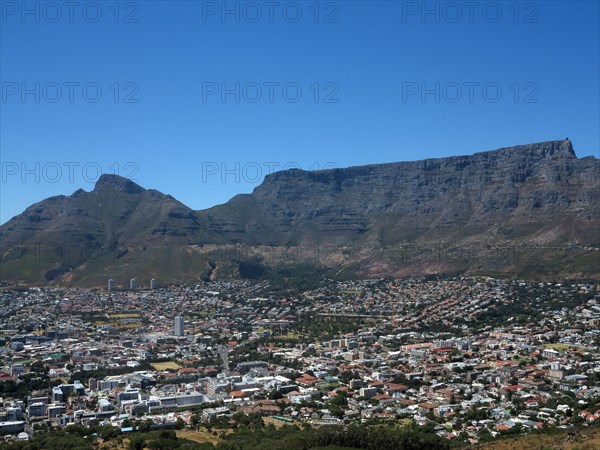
1;139;599;285
0;175;222;284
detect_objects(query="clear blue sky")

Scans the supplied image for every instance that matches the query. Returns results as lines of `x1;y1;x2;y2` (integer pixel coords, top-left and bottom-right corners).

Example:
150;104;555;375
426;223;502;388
1;0;599;224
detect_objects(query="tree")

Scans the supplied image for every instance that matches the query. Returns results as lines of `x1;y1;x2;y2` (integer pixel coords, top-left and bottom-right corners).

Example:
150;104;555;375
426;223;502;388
268;390;283;400
328;403;344;418
99;424;119;440
129;435;145;450
190;414;201;427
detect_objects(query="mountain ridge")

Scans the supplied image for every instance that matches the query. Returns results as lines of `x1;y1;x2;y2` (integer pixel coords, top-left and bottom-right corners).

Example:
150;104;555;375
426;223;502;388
1;139;598;286
256;138;578;181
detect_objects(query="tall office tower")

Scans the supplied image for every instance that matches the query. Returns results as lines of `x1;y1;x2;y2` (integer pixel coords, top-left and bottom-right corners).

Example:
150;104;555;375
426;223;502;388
174;315;184;336
130;278;136;289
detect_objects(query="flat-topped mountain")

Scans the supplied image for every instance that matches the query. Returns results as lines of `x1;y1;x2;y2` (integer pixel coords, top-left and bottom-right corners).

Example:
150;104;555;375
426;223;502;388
1;139;598;286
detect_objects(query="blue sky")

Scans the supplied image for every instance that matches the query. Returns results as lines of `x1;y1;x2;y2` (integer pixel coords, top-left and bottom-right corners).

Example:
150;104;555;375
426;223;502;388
1;0;599;224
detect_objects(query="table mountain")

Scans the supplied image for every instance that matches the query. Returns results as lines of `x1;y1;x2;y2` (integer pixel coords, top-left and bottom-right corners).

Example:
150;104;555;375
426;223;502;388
1;139;598;286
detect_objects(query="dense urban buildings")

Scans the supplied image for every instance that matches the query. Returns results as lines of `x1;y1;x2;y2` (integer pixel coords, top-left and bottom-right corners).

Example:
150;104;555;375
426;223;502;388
0;277;599;446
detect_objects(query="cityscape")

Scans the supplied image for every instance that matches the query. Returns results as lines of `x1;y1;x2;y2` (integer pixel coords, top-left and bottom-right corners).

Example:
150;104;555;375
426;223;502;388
2;1;599;449
0;277;599;448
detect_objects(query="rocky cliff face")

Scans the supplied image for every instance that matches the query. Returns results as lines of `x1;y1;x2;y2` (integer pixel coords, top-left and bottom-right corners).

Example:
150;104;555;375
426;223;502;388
1;140;598;285
201;139;598;244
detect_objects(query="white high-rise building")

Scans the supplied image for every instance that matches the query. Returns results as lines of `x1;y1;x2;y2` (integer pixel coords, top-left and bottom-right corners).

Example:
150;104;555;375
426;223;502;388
150;278;157;289
108;279;114;290
130;278;137;289
174;315;184;336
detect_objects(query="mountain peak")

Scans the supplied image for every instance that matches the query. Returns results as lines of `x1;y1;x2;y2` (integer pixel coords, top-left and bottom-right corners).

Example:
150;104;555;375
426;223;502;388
93;174;144;194
525;138;576;158
561;137;575;155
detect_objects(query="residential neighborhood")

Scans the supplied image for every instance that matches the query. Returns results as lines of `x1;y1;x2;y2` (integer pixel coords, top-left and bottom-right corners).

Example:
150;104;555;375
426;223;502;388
1;277;599;446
